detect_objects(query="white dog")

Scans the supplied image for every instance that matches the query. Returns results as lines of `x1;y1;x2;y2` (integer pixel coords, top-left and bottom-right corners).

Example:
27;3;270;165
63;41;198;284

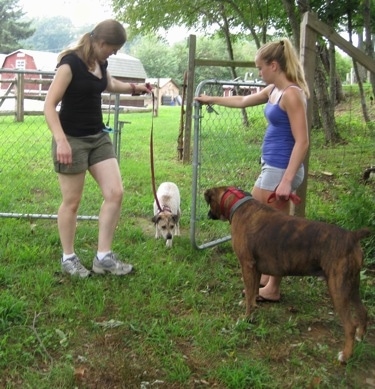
152;182;181;247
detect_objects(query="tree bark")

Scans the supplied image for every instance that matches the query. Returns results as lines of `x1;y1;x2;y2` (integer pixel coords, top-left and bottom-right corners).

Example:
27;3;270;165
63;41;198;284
219;5;249;126
348;4;371;122
363;0;375;100
315;55;340;144
353;60;371;122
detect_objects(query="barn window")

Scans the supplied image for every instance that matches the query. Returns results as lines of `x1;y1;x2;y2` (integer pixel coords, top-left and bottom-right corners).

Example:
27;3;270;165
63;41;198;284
15;60;26;70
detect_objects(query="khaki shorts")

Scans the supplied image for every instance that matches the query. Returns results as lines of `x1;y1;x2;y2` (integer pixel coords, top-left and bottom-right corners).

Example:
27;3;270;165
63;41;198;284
52;132;116;174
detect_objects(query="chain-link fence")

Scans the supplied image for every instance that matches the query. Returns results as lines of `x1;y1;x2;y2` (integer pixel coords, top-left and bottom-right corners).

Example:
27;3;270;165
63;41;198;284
190;79;375;249
190;80;267;248
0;69;126;220
1;70;374;240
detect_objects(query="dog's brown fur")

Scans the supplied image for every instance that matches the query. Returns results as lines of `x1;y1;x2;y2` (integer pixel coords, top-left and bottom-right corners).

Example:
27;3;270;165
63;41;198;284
204;186;372;363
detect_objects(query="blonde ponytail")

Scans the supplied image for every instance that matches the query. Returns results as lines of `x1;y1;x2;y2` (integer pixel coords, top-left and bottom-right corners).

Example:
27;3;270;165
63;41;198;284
256;39;310;99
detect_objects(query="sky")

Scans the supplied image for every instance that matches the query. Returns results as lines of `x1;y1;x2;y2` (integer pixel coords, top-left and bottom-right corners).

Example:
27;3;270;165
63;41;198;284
19;0;114;27
18;0;191;44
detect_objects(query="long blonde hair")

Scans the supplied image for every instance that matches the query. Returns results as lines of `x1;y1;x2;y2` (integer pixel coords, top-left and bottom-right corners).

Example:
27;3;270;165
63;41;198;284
58;19;127;70
257;38;310;99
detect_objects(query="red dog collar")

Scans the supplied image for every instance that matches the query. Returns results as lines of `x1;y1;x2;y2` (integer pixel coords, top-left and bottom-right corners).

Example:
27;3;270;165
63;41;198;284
220;187;252;221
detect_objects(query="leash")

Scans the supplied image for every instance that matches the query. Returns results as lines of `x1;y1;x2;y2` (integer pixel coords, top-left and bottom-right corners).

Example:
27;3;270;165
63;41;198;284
267;186;301;206
148;86;163;213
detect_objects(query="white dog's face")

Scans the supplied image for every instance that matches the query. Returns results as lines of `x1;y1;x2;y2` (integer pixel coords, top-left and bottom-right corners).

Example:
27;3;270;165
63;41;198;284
152;212;179;247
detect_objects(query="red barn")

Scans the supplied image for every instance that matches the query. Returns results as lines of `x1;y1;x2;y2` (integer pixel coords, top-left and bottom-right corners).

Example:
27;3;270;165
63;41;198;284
1;50;57;93
0;50;148;103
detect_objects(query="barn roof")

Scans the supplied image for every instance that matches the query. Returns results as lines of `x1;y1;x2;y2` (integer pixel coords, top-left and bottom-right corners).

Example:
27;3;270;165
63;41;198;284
0;54;6;67
15;50;58;71
146;78;179;88
107;53;147;79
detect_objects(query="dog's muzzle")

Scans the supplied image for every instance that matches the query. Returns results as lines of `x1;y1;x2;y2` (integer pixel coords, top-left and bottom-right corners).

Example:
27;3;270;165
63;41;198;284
207;210;219;220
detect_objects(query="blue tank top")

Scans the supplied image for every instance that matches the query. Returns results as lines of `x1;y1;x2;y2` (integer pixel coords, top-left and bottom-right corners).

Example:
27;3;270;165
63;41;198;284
262;87;298;169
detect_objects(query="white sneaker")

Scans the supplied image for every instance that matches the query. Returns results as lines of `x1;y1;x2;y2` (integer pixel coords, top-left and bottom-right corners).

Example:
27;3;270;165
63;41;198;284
61;255;91;278
92;252;133;275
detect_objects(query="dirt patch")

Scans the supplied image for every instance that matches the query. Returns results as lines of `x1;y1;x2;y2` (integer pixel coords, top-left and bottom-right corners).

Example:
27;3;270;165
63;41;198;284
135;216;155;237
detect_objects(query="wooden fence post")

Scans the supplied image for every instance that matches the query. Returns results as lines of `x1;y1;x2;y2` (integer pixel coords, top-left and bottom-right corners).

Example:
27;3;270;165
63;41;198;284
183;34;196;164
15;73;24;122
296;12;318;217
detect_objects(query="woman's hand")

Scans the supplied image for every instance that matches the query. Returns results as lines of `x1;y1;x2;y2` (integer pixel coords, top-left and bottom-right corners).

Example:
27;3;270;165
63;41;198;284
131;82;153;95
194;95;212;104
275;180;293;201
56;138;72;166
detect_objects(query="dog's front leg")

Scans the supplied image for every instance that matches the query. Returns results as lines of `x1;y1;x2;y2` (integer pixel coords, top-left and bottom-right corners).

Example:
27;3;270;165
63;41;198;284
175;221;180;236
239;255;259;317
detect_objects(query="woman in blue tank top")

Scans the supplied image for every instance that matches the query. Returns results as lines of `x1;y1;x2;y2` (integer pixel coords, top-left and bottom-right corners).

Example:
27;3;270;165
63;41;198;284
195;38;310;302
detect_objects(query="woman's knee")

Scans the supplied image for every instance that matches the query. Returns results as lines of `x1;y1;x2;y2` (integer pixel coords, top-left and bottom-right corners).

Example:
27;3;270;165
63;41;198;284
252;186;272;204
104;185;124;204
60;197;81;213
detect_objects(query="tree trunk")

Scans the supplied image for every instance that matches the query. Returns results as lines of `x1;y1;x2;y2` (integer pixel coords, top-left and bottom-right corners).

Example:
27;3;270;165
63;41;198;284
281;0;300;47
315;56;340;144
219;5;249;127
363;0;375;100
348;5;371;122
311;90;321;129
319;44;345;104
353;60;371;122
335;73;345;103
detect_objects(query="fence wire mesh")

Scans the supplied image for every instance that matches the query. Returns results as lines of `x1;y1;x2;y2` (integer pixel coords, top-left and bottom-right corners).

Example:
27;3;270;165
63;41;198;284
190;80;267;248
0;69;124;220
190;79;375;249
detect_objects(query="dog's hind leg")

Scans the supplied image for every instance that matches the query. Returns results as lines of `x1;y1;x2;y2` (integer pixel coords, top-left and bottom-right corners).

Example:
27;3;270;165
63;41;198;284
327;273;357;363
350;273;368;342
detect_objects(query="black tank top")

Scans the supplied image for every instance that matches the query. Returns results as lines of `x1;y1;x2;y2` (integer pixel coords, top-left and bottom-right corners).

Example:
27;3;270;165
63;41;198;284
58;53;108;136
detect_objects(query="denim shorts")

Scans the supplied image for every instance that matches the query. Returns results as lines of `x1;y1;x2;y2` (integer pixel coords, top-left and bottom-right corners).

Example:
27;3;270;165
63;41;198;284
52;131;116;174
254;160;304;191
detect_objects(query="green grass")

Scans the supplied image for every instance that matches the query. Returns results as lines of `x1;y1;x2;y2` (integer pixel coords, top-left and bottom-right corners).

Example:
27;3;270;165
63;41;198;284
0;104;374;388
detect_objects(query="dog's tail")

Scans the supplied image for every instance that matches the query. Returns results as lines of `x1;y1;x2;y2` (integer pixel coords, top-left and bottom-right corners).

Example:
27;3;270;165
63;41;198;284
351;228;372;268
353;227;372;241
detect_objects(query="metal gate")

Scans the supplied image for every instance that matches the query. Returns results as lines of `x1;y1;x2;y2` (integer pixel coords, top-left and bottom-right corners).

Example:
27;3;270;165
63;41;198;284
190;80;267;249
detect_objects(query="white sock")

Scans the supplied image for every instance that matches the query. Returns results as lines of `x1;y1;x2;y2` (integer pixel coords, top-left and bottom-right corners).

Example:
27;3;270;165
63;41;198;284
96;251;111;260
62;253;76;262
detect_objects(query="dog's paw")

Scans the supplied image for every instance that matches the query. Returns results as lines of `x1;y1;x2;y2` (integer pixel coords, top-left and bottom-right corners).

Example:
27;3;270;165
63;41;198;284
355;327;365;342
236;313;256;324
337;351;348;364
166;239;173;248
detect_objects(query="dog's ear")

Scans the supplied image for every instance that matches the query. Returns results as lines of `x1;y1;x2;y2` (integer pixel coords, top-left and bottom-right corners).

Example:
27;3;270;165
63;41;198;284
204;189;212;204
152;215;160;224
172;214;179;223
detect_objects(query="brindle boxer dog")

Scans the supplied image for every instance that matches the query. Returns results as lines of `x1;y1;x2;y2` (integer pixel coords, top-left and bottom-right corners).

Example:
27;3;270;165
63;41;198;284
204;186;372;363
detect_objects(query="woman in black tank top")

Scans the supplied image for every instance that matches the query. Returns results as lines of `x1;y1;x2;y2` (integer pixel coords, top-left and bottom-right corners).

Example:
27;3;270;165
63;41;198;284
45;19;152;278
